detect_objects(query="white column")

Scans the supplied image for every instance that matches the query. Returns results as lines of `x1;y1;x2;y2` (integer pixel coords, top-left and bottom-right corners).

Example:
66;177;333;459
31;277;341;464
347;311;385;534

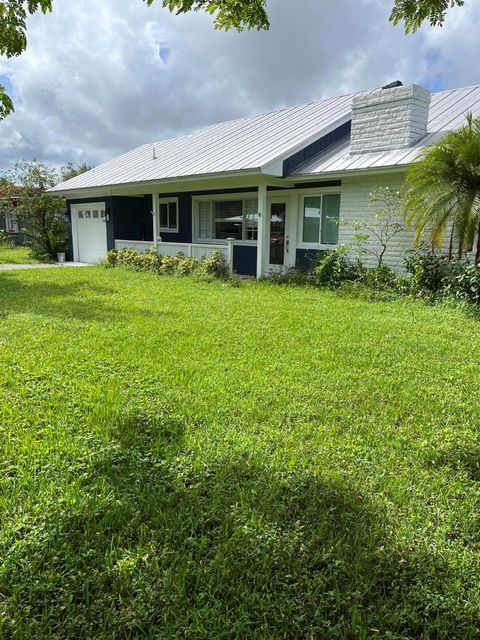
226;237;234;276
151;193;159;252
256;184;268;279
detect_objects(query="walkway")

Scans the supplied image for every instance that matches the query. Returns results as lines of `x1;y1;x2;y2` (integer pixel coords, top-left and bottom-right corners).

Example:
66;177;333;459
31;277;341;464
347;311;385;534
0;262;92;271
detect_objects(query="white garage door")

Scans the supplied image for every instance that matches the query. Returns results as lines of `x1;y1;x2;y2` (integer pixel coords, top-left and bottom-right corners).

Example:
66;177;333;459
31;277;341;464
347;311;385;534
73;204;107;263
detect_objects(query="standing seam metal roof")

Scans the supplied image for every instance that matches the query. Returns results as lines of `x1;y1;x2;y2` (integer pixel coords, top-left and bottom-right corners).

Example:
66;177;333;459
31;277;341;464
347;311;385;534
49;84;480;191
291;85;480;176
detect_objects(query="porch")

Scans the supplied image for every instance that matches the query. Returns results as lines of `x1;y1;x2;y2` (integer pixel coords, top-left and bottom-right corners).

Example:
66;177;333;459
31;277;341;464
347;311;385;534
67;181;341;276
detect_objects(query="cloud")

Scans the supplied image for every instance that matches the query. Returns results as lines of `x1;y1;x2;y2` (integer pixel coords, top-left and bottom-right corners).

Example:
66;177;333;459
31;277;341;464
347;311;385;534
0;0;479;171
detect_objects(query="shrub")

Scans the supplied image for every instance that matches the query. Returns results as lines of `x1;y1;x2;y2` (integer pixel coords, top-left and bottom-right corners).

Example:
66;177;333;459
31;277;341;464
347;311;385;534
445;259;480;305
404;248;450;296
103;247;228;280
312;248;363;288
159;254;181;275
359;263;397;290
177;256;198;276
198;249;228;278
104;248;119;267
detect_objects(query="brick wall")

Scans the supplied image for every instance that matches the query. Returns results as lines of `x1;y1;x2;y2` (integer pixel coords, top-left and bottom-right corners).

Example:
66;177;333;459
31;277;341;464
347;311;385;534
350;84;431;154
337;172;415;271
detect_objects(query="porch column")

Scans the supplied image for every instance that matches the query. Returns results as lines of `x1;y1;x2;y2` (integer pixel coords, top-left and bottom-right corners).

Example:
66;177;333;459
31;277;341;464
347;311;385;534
256;184;268;279
151;193;159;251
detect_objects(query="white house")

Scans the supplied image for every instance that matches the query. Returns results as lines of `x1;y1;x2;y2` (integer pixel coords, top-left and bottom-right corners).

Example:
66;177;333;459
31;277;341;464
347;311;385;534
49;81;480;277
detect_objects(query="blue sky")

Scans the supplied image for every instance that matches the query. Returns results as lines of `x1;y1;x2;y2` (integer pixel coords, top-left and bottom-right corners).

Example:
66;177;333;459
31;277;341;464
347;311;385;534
0;0;479;169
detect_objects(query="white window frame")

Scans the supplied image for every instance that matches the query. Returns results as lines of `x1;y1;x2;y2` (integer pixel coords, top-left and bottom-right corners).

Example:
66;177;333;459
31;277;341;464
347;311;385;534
297;192;341;249
192;193;258;244
158;197;179;233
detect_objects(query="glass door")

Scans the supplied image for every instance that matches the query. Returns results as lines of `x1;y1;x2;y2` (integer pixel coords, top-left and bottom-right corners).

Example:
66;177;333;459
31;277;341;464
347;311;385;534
269;202;287;267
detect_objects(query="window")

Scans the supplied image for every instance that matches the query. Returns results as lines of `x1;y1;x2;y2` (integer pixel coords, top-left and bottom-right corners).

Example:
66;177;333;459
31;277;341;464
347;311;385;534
214;200;243;240
195;198;258;242
301;194;340;245
159;198;178;232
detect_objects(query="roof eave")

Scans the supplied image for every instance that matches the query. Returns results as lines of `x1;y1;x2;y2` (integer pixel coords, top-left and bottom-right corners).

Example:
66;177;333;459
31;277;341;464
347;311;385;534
47;167;268;196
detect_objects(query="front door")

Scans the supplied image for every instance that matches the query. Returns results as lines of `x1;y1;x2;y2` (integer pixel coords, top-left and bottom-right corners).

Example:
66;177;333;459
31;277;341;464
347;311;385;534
268;200;290;272
72;203;108;263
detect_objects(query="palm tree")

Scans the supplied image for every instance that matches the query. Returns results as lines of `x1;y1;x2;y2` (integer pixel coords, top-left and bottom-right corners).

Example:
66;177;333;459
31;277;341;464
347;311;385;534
403;113;480;262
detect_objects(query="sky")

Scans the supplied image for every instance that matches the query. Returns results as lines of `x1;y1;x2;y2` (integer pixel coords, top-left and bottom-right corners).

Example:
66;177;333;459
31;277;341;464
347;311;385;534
0;0;479;171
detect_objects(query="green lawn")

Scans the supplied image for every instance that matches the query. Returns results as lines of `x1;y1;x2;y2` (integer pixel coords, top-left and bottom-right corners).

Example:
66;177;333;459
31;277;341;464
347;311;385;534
0;244;40;264
1;267;480;639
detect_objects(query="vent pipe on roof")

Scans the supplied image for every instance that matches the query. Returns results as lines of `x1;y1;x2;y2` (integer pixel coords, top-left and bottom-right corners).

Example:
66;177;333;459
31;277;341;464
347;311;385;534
382;80;403;89
350;83;431;154
152;146;157;160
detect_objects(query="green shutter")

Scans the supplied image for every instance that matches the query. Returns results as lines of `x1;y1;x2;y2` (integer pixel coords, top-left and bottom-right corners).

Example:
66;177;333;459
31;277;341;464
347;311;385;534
321;194;340;245
303;196;321;243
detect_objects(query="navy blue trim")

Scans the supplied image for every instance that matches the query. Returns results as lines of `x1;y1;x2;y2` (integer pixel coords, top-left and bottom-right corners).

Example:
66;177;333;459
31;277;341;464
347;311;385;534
158;187;257;198
111;196;153;242
267;180;341;191
233;245;257;276
295;249;328;269
282;121;351;177
157;194;192;243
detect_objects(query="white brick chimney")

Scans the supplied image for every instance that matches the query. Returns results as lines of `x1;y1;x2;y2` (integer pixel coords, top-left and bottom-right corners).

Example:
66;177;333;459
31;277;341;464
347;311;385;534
350;83;431;154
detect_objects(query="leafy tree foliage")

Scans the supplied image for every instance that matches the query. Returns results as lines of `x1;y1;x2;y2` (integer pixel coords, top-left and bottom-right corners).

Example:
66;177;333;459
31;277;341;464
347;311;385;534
0;0;467;119
390;0;464;33
0;160;91;260
0;160;66;259
343;187;406;267
60;162;93;182
403;113;480;263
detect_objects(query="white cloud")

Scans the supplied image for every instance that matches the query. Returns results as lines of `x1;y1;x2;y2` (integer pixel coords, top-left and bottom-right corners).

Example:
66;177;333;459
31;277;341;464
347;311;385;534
0;0;479;170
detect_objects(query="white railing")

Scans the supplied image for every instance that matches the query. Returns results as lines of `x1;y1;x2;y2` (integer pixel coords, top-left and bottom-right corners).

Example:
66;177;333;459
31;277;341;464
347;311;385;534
115;240;155;252
156;239;234;275
115;238;235;275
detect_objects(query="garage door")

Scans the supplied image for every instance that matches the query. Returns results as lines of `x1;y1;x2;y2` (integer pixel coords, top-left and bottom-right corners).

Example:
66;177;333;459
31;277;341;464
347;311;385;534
73;204;107;263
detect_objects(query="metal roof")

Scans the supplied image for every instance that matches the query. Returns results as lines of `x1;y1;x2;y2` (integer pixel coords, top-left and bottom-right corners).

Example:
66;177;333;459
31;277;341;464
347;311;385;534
49;84;480;192
291;84;480;177
49;93;355;192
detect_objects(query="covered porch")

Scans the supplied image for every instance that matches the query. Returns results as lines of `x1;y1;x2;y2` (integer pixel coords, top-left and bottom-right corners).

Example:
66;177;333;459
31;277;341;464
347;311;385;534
107;183;292;278
67;176;341;276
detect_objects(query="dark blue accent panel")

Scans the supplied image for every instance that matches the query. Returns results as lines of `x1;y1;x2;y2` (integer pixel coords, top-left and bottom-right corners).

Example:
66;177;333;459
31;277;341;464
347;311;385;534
66;210;73;261
233;245;257;276
112;196;153;242
159;188;256;197
283;121;351;177
295;249;328;269
67;196;114;251
158;194;192;243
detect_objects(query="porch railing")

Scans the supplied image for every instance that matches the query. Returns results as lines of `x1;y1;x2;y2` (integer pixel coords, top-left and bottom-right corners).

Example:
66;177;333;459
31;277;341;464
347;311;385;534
115;240;155;252
114;239;235;275
156;240;233;274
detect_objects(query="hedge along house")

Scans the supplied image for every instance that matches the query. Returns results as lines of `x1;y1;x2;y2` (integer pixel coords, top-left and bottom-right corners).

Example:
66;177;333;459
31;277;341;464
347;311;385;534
49;82;480;277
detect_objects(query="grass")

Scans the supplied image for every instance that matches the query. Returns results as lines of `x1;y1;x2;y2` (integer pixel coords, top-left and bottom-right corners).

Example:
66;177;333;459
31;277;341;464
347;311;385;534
1;266;480;639
0;244;41;264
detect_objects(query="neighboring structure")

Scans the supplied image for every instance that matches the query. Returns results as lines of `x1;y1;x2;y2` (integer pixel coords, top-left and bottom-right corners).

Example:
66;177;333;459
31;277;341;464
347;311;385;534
0;188;27;245
49;82;480;276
